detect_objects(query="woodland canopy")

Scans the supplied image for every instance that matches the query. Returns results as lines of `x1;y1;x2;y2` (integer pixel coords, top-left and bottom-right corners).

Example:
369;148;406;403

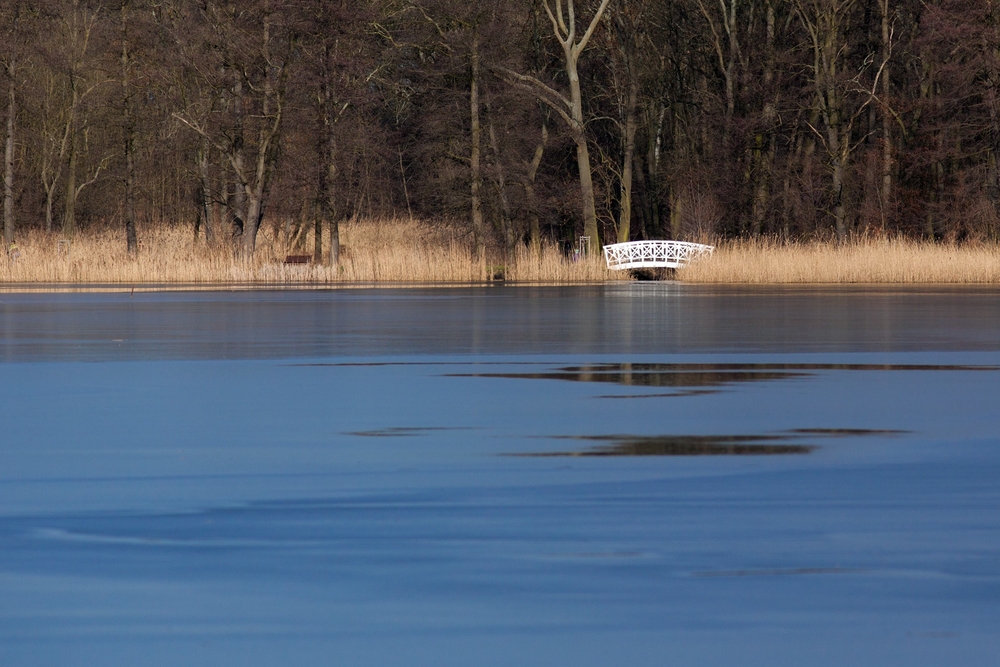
1;0;997;259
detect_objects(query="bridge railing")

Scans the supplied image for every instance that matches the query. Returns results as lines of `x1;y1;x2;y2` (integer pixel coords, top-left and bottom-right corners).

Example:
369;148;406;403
603;240;715;270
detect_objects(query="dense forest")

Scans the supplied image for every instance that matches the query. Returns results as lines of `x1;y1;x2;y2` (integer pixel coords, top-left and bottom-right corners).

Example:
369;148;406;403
1;0;998;260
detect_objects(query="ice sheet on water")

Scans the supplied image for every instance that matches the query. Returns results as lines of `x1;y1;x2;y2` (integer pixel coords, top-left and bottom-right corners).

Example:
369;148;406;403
1;286;999;666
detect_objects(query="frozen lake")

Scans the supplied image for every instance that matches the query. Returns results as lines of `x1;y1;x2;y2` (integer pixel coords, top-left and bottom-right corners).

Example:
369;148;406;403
1;284;998;666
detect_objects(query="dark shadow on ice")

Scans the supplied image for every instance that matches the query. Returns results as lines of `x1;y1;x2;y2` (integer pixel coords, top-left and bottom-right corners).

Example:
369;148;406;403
450;367;807;389
510;434;815;457
788;428;908;436
552;363;1000;372
451;362;1000;397
346;427;477;437
692;567;866;577
596;389;721;399
509;429;907;457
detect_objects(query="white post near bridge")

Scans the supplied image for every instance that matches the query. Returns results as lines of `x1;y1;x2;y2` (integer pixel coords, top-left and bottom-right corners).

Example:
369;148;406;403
602;240;714;270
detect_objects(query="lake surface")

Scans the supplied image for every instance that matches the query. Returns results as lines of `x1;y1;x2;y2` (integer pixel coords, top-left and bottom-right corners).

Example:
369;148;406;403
1;284;998;666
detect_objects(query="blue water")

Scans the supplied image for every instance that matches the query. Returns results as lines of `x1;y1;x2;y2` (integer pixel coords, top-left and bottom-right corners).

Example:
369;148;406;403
1;285;998;666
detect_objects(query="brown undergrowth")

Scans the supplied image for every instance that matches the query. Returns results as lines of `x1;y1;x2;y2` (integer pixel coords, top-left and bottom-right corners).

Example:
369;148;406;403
677;237;1000;283
0;218;619;285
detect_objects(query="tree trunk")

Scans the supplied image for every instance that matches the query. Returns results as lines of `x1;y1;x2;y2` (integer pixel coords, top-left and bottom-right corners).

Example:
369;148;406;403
325;123;339;267
3;63;14;247
240;149;276;257
880;0;893;218
752;0;777;237
63;136;77;237
124;112;137;255
831;152;846;239
751;134;775;236
313;201;323;264
213;152;224;236
314;110;325;265
515;0;610;251
238;17;283;257
567;56;600;250
488;120;514;254
62;77;80;238
987;89;1000;207
241;190;263;256
617;78;638;243
825;88;848;240
320;41;340;268
45;186;56;234
669;185;682;240
121;2;137;256
198;139;214;244
40;75;66;235
329;207;339;267
825;67;848;241
649;104;668;236
782;136;799;239
632;152;649;239
231;70;246;239
524;122;548;252
469;32;485;256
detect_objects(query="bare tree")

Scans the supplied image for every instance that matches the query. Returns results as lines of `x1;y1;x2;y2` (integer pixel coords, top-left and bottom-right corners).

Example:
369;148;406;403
120;0;137;254
0;3;31;247
793;0;860;240
60;0;110;237
599;1;650;243
470;27;485;254
523;120;548;251
169;1;291;255
502;0;611;250
3;59;14;247
35;0;108;236
306;0;373;266
693;0;745;151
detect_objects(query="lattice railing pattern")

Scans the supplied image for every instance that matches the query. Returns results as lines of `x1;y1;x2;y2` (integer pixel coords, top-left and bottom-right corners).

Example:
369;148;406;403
603;240;715;270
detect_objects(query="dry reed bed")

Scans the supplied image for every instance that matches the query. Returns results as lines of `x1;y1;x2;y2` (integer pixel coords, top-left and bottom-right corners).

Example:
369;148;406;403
6;224;999;285
678;238;1000;283
0;220;619;285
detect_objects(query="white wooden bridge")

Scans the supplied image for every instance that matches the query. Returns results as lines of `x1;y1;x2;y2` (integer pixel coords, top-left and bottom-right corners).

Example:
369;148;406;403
603;240;715;270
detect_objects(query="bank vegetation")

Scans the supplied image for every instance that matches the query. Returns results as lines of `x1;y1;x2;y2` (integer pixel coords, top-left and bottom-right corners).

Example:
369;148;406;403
0;219;617;284
5;223;1000;284
2;0;1000;285
677;238;1000;283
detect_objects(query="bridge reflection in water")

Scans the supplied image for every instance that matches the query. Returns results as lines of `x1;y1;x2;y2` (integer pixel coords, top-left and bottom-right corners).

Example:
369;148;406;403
603;240;714;270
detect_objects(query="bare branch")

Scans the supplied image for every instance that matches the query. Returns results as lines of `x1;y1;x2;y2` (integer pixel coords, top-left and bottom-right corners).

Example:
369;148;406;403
567;0;576;44
695;0;728;77
573;0;612;57
493;66;573;111
542;0;569;45
804;120;828;151
75;154;112;198
171;112;246;180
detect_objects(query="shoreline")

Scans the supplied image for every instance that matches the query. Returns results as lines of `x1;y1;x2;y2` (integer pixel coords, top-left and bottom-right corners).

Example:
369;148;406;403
4;222;1000;286
678;238;1000;284
0;280;620;293
3;282;1000;295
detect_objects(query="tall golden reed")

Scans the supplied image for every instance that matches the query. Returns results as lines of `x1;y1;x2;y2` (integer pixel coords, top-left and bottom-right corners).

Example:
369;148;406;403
0;218;620;285
5;223;1000;285
678;237;1000;283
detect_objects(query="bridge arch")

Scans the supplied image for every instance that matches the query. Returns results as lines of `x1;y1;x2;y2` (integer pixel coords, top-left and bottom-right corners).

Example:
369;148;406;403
603;240;714;270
